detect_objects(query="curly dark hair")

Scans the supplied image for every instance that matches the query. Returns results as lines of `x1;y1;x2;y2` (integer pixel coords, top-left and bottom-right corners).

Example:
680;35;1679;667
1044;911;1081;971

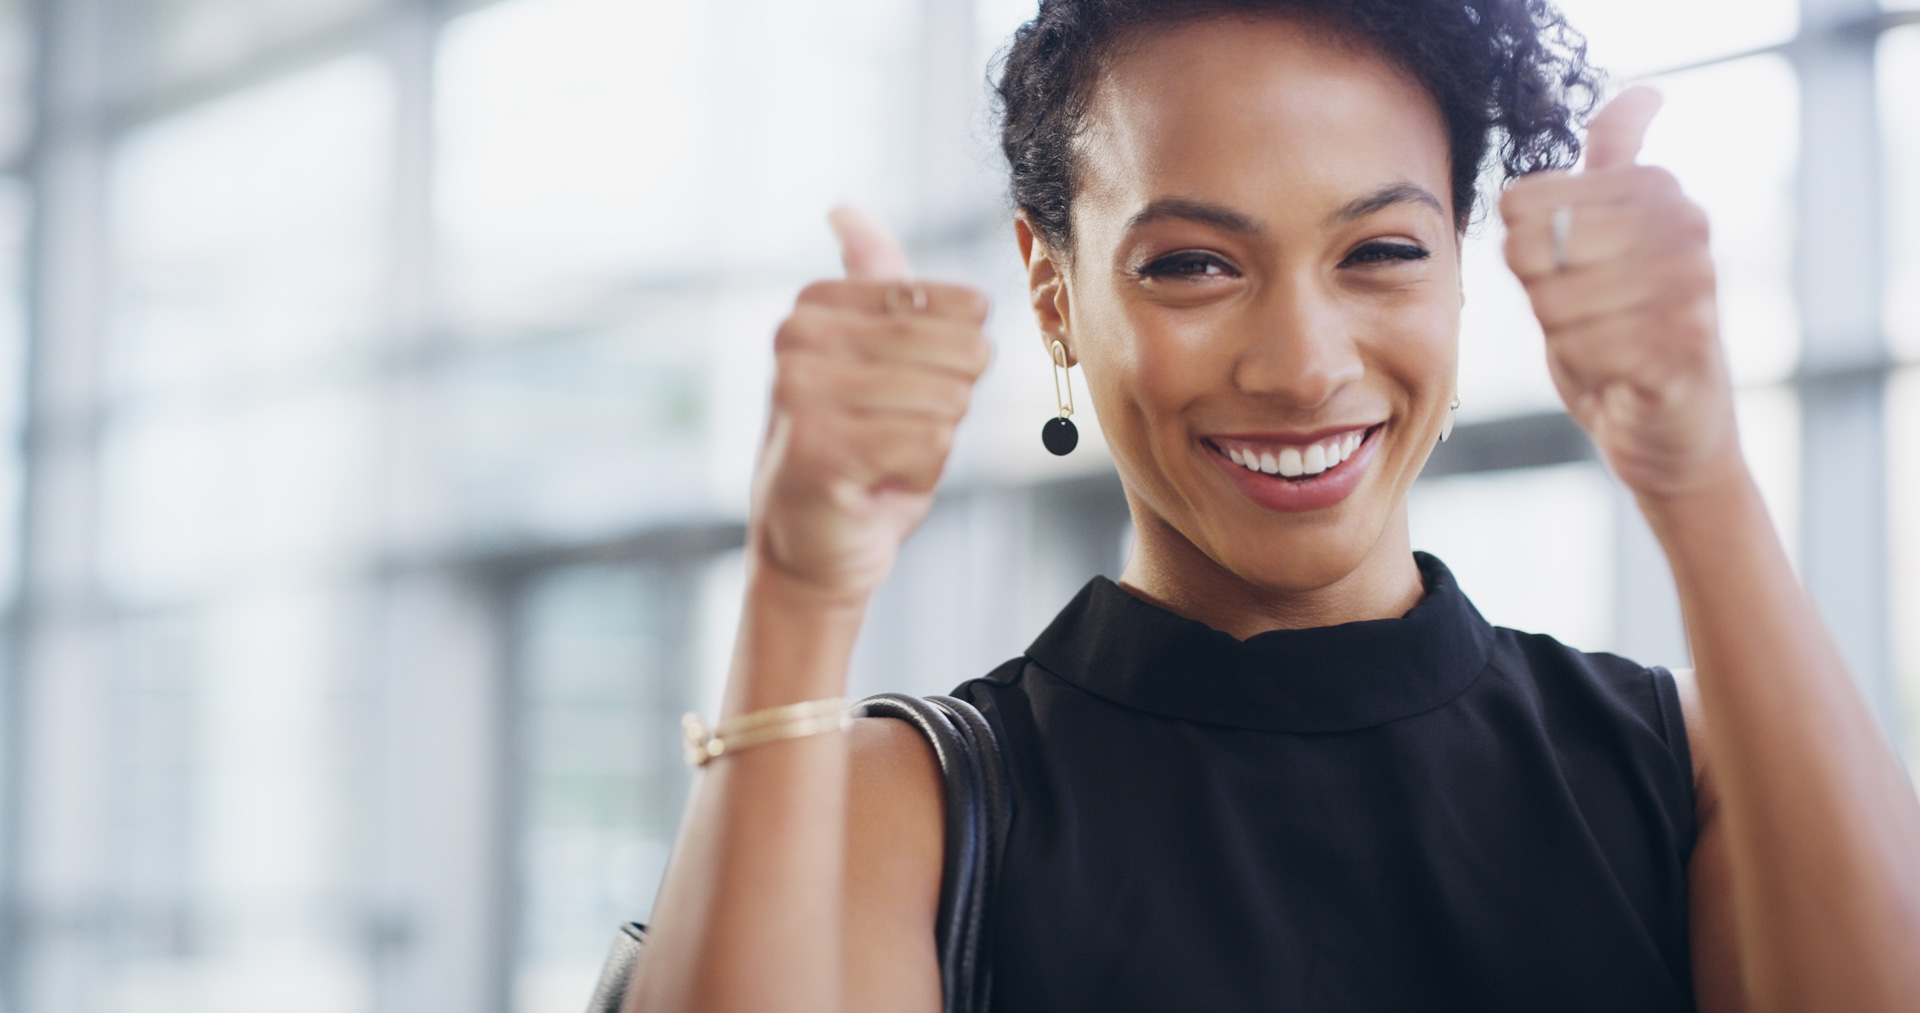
995;0;1603;254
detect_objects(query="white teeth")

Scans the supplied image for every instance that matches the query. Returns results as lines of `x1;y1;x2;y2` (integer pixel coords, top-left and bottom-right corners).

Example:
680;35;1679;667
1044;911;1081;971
1220;427;1370;479
1302;444;1328;475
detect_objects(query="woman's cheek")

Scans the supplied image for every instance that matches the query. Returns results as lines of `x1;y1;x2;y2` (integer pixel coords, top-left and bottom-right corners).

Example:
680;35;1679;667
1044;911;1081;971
1132;308;1240;395
1366;297;1458;381
1083;304;1211;411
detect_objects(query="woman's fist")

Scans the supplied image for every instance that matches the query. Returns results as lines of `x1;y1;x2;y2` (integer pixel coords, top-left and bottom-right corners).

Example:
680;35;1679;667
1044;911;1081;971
750;207;993;602
1500;87;1744;501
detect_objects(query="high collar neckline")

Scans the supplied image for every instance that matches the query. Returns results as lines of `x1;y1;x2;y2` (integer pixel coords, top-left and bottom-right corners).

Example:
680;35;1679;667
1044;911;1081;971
1025;553;1493;733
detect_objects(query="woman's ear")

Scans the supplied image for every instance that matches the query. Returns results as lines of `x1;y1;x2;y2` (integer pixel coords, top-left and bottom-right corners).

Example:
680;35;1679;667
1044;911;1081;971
1015;212;1076;365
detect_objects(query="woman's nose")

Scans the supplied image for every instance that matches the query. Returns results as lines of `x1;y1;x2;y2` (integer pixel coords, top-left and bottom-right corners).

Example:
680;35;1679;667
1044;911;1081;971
1231;278;1364;410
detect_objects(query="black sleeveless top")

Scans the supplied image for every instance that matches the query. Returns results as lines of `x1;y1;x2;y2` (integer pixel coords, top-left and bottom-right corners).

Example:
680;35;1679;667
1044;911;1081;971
952;553;1697;1012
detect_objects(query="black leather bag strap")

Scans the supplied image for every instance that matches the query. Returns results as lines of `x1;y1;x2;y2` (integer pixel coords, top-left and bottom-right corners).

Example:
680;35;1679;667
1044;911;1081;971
587;921;647;1013
584;692;1011;1013
860;693;1010;1013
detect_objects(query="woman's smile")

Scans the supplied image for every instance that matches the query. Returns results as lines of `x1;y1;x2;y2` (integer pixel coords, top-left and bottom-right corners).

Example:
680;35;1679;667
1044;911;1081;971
1203;423;1385;513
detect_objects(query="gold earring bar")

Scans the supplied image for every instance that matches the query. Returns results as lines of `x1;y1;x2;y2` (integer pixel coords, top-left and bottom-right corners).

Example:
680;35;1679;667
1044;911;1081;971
1050;340;1075;419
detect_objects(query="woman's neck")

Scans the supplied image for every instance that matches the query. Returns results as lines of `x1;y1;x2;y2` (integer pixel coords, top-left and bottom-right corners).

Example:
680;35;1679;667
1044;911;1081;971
1116;503;1426;640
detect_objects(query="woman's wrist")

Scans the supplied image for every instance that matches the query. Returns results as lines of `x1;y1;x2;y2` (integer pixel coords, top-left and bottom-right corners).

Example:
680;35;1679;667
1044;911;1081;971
745;545;876;616
1632;455;1786;592
1629;445;1758;539
724;559;872;714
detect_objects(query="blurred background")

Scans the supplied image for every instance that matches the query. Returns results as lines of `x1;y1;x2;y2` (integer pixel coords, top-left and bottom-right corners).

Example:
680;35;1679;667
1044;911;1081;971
0;0;1912;1010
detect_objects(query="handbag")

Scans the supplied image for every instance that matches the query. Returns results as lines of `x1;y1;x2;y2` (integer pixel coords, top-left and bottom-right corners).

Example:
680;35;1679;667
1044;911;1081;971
585;693;1012;1013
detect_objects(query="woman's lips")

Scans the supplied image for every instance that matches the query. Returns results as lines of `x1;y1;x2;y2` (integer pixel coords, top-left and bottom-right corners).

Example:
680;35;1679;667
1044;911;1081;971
1204;424;1383;513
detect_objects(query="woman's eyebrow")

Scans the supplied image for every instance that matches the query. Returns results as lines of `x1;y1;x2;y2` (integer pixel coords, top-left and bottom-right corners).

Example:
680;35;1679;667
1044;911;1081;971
1123;185;1444;237
1125;197;1265;237
1327;182;1446;226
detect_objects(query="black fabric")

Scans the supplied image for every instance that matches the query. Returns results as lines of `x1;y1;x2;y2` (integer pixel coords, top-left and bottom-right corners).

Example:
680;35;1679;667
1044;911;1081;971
953;553;1698;1013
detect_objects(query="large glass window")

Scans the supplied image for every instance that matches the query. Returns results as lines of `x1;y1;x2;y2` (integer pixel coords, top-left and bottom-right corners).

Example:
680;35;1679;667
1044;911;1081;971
107;0;381;94
1886;29;1920;770
1556;0;1798;78
84;53;393;1012
108;55;391;402
0;0;30;164
98;386;378;599
423;310;716;545
1883;26;1920;360
435;0;921;329
0;0;36;610
434;0;724;327
0;177;27;602
105;589;367;1013
513;563;693;1013
1893;368;1920;771
102;54;389;599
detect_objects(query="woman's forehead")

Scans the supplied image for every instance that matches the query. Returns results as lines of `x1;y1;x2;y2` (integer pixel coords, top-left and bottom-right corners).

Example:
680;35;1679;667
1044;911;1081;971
1074;17;1453;233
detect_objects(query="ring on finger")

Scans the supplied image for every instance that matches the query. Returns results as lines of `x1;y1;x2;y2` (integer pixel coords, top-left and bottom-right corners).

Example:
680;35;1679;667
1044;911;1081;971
1550;205;1574;272
884;282;929;314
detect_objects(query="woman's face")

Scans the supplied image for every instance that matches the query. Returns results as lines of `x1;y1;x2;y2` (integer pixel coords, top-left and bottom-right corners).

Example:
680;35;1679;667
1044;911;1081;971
1026;16;1461;595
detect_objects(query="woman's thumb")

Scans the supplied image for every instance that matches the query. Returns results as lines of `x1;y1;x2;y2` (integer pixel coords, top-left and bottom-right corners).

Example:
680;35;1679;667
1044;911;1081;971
1583;85;1664;172
828;205;911;282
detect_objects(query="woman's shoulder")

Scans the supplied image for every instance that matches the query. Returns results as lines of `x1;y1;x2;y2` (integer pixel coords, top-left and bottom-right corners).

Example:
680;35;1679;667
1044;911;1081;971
1485;626;1695;777
1491;626;1681;703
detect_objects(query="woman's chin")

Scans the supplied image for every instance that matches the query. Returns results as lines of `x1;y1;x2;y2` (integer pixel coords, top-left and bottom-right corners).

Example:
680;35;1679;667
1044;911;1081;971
1208;524;1393;596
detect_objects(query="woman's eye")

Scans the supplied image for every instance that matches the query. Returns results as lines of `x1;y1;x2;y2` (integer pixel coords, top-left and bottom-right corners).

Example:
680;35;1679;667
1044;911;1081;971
1342;241;1430;267
1138;251;1235;279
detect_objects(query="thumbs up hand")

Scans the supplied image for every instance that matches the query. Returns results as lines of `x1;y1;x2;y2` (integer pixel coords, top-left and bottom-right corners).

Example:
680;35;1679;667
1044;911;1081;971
1500;87;1742;501
751;207;993;604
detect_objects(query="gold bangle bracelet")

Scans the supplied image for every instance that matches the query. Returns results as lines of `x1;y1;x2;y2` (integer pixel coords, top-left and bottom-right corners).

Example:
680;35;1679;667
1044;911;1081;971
682;697;852;766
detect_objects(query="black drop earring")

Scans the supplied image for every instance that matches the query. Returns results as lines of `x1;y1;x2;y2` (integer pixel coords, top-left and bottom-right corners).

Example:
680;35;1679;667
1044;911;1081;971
1043;339;1078;456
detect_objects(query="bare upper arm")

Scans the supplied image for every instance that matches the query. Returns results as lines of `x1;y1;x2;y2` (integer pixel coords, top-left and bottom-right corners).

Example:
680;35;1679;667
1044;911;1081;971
844;716;946;1013
1673;667;1749;1013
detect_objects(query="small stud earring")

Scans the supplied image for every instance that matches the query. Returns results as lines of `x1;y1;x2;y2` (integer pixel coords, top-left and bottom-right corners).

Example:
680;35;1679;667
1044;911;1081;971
1439;396;1459;443
1042;339;1078;456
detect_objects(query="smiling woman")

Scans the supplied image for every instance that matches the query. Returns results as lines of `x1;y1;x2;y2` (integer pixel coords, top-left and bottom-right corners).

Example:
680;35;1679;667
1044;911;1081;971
1018;15;1472;606
620;1;1920;1012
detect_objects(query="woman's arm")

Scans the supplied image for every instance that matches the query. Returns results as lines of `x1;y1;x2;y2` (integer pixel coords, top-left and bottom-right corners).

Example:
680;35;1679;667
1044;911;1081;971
628;574;864;1013
626;209;987;1013
1661;474;1920;1011
1503;88;1920;1012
